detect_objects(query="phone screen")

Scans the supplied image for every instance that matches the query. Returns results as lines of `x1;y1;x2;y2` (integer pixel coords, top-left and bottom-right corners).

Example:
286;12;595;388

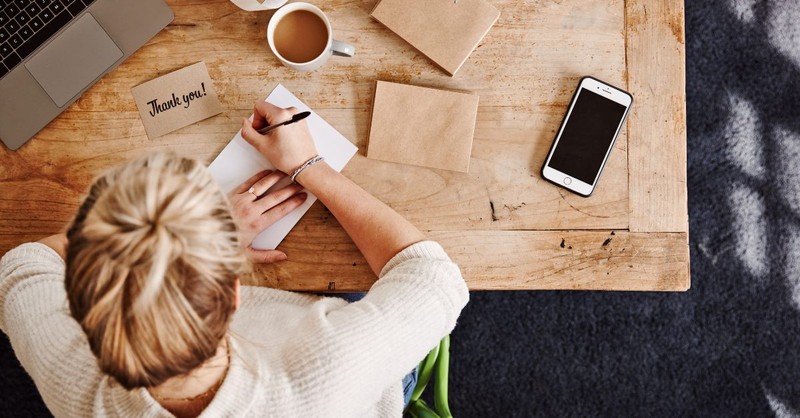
548;89;628;184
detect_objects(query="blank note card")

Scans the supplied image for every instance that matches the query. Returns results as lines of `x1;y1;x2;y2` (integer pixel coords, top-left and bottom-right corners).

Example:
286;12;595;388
208;84;358;250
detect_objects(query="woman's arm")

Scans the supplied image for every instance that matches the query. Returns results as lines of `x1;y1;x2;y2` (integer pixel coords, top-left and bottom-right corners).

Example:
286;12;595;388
240;103;469;413
241;103;424;275
295;162;424;276
0;243;103;417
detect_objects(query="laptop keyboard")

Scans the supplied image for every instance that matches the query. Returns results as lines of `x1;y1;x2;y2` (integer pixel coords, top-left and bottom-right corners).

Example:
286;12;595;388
0;0;96;79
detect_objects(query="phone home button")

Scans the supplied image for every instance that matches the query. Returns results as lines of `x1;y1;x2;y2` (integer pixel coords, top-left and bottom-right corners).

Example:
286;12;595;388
563;177;572;185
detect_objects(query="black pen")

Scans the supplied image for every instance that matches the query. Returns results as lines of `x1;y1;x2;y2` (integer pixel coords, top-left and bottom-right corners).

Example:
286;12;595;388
256;111;311;135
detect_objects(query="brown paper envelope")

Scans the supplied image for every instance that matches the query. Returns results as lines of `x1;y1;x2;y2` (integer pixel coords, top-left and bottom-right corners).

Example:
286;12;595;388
371;0;499;76
131;62;223;139
367;81;479;173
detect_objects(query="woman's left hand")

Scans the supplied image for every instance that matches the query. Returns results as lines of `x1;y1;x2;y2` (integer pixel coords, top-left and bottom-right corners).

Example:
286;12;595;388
229;170;308;263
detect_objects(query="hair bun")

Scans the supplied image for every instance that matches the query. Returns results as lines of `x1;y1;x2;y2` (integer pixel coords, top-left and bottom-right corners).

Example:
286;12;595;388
65;152;248;390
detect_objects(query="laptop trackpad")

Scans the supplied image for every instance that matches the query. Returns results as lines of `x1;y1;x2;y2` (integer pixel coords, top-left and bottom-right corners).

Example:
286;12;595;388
26;13;123;108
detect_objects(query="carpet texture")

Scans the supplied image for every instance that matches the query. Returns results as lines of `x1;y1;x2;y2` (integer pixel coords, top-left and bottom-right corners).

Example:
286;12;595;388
2;0;799;416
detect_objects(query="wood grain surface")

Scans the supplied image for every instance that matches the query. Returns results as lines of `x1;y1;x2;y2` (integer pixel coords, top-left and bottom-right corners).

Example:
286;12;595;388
249;212;690;292
625;0;689;233
0;0;689;291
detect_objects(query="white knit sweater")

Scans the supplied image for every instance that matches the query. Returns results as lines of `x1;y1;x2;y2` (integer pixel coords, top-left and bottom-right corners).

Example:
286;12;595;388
0;240;469;417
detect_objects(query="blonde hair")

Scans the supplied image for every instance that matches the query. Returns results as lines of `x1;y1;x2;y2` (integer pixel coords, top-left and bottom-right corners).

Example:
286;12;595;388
65;152;248;390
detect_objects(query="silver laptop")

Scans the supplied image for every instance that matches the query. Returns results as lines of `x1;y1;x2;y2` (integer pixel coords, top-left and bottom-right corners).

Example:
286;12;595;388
0;0;173;150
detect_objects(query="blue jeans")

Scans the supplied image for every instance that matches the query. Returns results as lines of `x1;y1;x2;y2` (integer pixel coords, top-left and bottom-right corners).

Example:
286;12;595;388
332;292;418;408
401;366;419;408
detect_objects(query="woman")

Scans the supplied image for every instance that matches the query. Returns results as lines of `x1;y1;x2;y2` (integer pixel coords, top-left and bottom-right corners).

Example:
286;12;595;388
0;103;469;417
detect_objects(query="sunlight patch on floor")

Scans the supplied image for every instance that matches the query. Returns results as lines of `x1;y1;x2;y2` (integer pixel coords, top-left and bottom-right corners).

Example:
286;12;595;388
724;93;764;179
729;182;768;278
768;2;800;68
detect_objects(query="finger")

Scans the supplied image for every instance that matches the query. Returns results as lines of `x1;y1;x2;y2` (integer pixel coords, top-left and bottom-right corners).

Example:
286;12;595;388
254;102;293;129
258;192;308;229
250;171;289;198
252;102;281;131
246;248;288;263
255;183;305;213
232;169;274;194
241;117;264;149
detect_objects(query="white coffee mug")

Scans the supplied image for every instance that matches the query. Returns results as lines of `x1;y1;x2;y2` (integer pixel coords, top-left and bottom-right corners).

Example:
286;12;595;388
267;2;355;72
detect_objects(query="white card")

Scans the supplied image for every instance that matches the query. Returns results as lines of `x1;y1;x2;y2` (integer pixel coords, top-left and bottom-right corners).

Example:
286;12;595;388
208;84;358;250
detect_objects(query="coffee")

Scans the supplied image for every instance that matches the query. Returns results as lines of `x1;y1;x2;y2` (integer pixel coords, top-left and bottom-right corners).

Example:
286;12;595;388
273;10;328;64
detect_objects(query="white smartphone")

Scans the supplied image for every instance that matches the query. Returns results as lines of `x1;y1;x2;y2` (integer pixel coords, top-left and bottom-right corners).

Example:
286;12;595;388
541;77;632;197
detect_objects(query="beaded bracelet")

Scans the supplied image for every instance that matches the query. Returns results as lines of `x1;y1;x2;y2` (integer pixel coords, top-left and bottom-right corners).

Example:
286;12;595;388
290;155;325;183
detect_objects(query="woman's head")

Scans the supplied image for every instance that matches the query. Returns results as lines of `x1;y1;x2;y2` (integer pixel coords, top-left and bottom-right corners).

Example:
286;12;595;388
65;152;247;390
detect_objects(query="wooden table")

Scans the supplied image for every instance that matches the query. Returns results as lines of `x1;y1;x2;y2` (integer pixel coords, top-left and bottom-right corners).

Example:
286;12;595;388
0;0;689;291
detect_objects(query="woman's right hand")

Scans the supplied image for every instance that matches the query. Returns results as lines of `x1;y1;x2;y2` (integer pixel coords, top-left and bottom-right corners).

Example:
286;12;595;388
240;102;318;175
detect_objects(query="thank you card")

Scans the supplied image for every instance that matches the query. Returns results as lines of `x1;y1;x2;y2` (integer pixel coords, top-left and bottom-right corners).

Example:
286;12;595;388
131;61;223;139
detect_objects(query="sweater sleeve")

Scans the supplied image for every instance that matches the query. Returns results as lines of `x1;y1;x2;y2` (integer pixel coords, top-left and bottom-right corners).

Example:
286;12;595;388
0;243;102;417
281;240;469;416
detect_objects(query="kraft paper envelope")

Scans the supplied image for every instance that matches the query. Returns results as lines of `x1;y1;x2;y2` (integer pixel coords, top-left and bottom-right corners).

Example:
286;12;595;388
367;81;479;173
131;62;223;139
371;0;499;76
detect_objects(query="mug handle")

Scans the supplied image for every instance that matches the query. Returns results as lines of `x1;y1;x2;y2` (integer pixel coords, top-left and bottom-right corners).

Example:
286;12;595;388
331;40;355;57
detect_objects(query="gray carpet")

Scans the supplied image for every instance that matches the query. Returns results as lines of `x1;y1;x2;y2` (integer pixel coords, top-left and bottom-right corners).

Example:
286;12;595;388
2;0;799;416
